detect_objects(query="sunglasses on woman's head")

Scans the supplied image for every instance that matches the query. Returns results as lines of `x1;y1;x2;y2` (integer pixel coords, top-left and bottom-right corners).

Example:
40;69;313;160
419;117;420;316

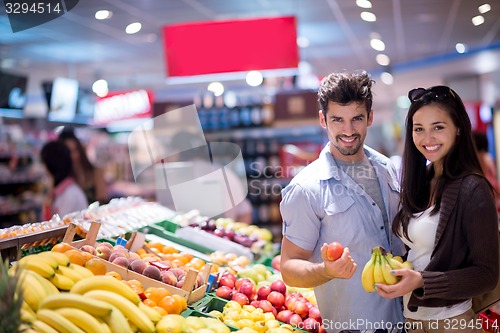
408;86;457;103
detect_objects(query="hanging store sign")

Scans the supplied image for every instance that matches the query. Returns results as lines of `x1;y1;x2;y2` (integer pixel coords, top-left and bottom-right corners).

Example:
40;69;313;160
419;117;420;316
162;16;299;78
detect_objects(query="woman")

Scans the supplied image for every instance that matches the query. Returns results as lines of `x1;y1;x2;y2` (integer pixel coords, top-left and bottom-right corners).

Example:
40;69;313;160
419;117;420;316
58;127;108;204
375;86;499;332
41;141;88;217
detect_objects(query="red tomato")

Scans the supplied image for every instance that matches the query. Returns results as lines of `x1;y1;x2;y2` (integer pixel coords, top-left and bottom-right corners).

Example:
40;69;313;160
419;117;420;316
326;242;344;261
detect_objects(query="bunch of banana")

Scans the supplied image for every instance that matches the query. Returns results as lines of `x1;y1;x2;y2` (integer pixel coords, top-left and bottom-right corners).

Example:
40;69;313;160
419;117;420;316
361;246;413;292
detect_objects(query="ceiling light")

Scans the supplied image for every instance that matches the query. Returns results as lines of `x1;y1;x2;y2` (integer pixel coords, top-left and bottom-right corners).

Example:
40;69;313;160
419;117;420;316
370;39;385;51
296;36;310;48
356;0;372;9
126;22;142;34
92;79;108;97
472;15;485;26
376;54;390;66
478;4;491;14
246;71;263;87
380;72;393;85
455;43;468;53
207;82;224;96
95;10;112;20
360;12;377;22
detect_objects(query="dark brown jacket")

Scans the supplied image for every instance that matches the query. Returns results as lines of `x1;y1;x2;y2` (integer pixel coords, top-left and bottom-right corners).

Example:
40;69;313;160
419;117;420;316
408;174;499;311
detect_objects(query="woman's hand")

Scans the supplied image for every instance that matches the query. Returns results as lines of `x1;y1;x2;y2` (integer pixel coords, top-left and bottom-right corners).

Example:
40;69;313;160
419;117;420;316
375;269;423;299
320;243;357;279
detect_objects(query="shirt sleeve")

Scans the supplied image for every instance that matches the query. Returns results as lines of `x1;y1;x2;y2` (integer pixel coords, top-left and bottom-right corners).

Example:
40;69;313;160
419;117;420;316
280;183;322;251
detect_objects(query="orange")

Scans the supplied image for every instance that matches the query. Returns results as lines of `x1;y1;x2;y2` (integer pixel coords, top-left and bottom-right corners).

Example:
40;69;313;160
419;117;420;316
64;249;87;266
172;294;187;311
178;253;193;265
143;299;157;307
148;287;172;304
105;271;122;280
161;246;178;254
158;295;182;314
84;258;107;275
153;306;168;316
79;251;94;264
51;242;74;253
127;279;144;290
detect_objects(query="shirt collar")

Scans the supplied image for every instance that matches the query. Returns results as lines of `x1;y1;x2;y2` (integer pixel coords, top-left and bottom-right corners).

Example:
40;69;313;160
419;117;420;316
54;177;75;197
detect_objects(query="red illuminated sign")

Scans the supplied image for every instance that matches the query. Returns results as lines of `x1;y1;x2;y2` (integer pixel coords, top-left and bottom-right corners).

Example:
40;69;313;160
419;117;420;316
163;16;299;77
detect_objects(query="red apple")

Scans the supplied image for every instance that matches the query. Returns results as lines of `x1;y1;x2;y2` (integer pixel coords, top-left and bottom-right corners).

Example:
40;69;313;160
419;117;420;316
293;300;310;318
318;324;326;333
308;305;322;322
276;309;294;324
271;255;281;271
270;280;287;295
221;273;237;284
215;285;233;300
235;278;252;291
238;281;255;299
267;291;285;309
302;318;320;333
257;285;272;300
250;300;260;308
95;246;112;261
289;313;303;327
258;300;274;313
326;241;344;261
218;275;235;289
231;292;249;306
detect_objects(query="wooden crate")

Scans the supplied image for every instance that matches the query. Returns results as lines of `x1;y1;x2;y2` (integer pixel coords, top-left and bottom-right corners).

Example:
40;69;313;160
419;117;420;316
63;221;210;304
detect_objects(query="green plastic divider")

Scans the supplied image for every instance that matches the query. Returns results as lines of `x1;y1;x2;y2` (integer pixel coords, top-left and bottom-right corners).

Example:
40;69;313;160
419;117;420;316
154;220;179;233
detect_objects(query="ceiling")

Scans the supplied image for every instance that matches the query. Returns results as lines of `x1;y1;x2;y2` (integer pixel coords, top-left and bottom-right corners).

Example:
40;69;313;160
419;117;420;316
1;0;500;118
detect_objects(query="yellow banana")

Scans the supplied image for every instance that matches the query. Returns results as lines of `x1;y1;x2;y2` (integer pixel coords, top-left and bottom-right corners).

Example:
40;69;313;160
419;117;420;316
393;256;404;263
138;301;162;323
84;290;155;333
361;251;376;292
36;309;85;333
54;307;104;333
381;255;399;285
402;260;414;269
26;270;59;296
386;256;405;270
39;293;113;317
16;260;55;279
103;306;134;333
49;272;74;290
19;254;59;270
22;300;36;317
94;317;112;333
373;251;386;284
71;276;140;304
20;308;36;323
68;263;94;278
32;320;59;333
19;271;46;311
38;251;70;267
57;265;85;283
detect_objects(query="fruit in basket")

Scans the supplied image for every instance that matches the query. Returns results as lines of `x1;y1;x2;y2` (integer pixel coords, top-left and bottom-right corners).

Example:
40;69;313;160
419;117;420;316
302;317;321;332
143;265;161;281
51;242;74;253
70;276;141;304
130;260;147;274
270;280;287;295
84;258;107;275
80;245;97;256
109;251;126;263
96;245;112;260
268;291;285;309
326;241;344;261
257;285;272;300
238;281;256;299
112;256;130;268
65;249;88;266
160;270;178;286
216;285;234;300
218;274;236;289
231;292;250;306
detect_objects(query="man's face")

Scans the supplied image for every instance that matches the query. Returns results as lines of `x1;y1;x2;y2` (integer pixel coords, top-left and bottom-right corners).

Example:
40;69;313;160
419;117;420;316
319;101;373;162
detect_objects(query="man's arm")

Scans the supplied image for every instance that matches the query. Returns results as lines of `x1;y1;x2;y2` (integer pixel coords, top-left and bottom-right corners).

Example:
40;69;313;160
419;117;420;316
280;236;357;288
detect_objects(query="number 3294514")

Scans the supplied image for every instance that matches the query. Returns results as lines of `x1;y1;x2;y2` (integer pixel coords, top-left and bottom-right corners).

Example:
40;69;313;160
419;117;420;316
5;2;62;14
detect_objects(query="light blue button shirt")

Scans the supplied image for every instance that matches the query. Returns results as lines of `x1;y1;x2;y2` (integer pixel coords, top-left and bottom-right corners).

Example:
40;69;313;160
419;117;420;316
281;143;405;333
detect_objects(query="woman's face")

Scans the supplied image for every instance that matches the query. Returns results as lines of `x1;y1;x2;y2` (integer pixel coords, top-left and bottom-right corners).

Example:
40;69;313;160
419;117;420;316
64;139;80;165
412;104;458;169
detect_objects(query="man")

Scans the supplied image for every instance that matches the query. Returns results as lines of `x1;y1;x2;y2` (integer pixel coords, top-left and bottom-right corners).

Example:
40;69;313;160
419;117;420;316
280;71;405;333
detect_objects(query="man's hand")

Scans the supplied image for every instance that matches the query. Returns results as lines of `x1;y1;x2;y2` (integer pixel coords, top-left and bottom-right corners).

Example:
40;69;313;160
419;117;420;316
320;243;357;279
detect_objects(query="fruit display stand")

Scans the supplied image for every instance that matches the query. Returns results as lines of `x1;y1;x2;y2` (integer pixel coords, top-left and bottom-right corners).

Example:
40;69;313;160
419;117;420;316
63;221;212;304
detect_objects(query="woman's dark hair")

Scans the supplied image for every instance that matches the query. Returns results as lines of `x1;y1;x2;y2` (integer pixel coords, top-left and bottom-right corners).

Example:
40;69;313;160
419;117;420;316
40;141;72;186
473;131;488;152
57;127;95;175
317;70;374;117
393;86;487;240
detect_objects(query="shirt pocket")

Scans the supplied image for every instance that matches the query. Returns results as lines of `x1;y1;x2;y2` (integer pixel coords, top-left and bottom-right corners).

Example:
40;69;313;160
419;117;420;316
325;196;355;215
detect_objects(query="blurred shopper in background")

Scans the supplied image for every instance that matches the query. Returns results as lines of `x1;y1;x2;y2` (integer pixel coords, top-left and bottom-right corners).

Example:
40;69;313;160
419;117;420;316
473;131;499;193
376;86;499;333
280;70;405;333
58;127;108;204
40;140;88;217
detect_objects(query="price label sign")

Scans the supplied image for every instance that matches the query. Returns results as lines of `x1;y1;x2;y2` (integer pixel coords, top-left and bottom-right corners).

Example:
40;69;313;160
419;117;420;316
3;0;79;33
